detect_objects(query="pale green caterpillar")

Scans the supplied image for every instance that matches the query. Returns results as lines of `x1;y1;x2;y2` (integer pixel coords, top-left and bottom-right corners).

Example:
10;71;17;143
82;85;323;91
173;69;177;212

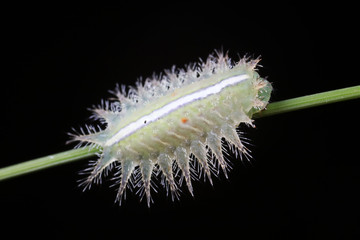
69;51;272;207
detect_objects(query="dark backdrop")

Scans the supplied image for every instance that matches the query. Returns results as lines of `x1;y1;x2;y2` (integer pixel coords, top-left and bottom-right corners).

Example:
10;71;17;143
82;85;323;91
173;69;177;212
2;3;359;239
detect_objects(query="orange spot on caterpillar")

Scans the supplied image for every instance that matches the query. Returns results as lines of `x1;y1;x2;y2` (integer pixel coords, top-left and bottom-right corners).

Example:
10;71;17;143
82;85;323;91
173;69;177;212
181;117;188;123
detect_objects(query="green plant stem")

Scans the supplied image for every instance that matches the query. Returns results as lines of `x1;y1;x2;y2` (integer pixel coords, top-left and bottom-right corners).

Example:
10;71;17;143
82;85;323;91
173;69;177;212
0;85;359;181
253;85;360;118
0;148;99;181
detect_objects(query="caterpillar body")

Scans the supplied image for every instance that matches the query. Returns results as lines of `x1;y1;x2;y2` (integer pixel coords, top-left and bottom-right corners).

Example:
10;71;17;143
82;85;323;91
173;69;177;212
69;51;272;207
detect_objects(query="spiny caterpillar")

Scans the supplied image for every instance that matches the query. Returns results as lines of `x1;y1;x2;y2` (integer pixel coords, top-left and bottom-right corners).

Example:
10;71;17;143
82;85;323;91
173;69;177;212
69;51;272;207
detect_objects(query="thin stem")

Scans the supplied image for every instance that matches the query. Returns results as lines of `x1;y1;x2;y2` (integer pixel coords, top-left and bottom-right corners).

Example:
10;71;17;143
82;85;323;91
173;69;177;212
253;85;360;118
0;148;99;181
0;85;359;181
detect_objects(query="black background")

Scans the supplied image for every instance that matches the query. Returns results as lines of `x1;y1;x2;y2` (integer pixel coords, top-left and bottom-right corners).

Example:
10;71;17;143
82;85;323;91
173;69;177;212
2;3;359;239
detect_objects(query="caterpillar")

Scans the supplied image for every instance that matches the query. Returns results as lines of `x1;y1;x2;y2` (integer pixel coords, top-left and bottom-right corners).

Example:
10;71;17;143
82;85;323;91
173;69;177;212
68;51;272;207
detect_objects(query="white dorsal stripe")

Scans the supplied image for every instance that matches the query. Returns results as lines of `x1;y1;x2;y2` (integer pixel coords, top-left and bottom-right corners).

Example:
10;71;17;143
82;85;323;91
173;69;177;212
105;74;249;146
